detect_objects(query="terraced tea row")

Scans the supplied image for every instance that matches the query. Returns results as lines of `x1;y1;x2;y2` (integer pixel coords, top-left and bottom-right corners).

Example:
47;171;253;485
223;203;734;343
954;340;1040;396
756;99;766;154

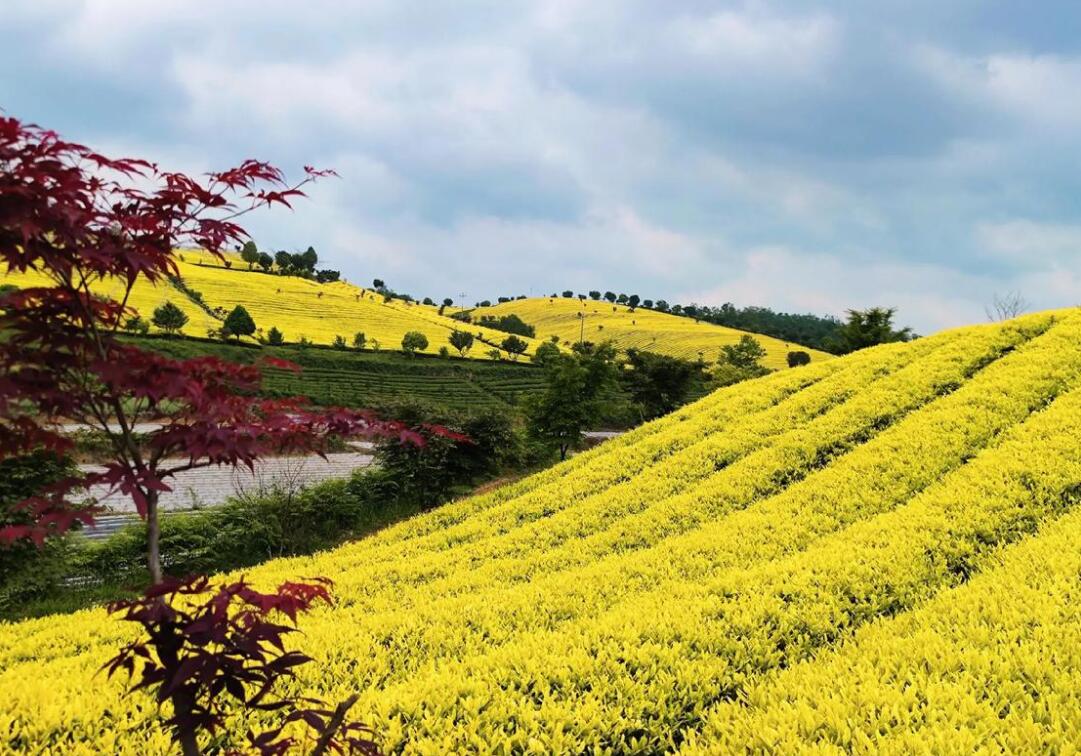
2;310;1079;753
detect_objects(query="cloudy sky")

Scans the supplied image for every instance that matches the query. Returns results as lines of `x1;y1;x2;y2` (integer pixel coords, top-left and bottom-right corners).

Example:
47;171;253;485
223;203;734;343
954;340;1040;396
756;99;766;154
5;1;1081;332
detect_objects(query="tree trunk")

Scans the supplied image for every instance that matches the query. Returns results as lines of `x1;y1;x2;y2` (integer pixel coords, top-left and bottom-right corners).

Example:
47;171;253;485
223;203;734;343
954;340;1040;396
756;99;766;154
146;490;163;585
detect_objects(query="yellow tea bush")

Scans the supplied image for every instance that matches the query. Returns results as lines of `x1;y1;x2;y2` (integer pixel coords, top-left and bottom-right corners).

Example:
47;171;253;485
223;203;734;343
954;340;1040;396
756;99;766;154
3;310;1081;753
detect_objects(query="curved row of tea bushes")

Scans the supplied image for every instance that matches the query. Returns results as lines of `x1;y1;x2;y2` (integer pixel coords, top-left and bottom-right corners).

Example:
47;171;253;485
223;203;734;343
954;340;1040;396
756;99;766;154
687;505;1081;753
2;311;1080;754
355;361;1081;753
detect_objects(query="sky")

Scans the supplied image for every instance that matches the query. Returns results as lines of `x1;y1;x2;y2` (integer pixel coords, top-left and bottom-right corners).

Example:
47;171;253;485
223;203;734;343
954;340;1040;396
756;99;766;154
4;1;1081;333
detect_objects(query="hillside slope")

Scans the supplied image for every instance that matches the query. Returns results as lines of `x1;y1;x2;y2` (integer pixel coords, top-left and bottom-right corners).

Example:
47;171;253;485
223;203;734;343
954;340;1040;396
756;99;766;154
5;309;1081;752
473;296;833;368
137;336;548;413
1;251;540;360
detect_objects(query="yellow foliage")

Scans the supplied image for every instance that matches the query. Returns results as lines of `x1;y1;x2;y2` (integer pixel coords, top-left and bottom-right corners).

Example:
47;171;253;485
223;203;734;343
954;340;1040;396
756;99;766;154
1;251;538;360
4;310;1081;753
474;296;834;367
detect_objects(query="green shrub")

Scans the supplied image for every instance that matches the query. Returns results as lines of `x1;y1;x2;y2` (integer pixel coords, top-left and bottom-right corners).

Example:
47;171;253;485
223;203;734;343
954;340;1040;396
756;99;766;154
0;451;81;612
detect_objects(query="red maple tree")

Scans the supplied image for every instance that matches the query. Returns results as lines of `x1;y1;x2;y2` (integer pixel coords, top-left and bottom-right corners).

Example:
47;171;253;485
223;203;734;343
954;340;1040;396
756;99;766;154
0;115;420;753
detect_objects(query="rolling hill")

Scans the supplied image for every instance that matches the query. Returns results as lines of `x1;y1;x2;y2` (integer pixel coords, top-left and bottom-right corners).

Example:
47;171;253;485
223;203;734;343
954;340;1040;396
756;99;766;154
4;308;1081;752
473;296;834;368
1;251;541;360
2;255;829;367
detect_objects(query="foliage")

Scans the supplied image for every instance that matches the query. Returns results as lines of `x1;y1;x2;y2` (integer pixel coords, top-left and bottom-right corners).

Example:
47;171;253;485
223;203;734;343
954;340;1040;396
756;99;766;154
152;301;189;334
401;330;429;356
266;326;285;346
372;406;514;510
524;342;619;460
105;575;379;755
222;304;257;341
720;334;768;370
786;350;811;367
831;306;913;354
531;340;561;367
448;329;474;356
0;451;78;610
240;241;259;269
352;332;366;349
476;312;536;338
124;314;151;335
0;115;394;754
332;334;348;350
7;313;1081;751
621;348;699;420
500;334;528;360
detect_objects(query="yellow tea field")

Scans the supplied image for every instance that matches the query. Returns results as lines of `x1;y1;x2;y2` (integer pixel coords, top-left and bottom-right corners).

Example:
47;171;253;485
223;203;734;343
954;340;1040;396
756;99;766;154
4;309;1081;752
474;296;833;368
1;252;539;360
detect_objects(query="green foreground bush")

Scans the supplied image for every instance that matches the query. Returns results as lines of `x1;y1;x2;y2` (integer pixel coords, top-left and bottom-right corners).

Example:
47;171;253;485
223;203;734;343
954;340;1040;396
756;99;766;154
1;406;544;621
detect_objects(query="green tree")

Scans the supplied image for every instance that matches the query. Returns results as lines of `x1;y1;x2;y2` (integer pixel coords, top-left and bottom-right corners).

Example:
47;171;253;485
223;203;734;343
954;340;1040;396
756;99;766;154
352;332;366;349
442;297;454;307
222;305;256;341
525;342;618;460
603;291;616;302
448;330;474;356
588;290;601;300
720;334;767;370
299;246;318;271
627;294;641;310
501;334;527;360
274;250;292;272
401;330;428;356
240;241;259;269
332;334;347;349
831;307;912;354
124;314;150;335
787;350;811;367
152;301;189;334
266;326;285;345
256;252;273;272
531;340;561;367
622;348;698;420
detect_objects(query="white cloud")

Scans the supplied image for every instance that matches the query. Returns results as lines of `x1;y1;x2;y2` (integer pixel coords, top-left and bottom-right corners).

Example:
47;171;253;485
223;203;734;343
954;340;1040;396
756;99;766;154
302;204;710;303
682;245;995;334
672;10;839;76
984;55;1081;130
976;220;1081;265
916;46;1081;132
